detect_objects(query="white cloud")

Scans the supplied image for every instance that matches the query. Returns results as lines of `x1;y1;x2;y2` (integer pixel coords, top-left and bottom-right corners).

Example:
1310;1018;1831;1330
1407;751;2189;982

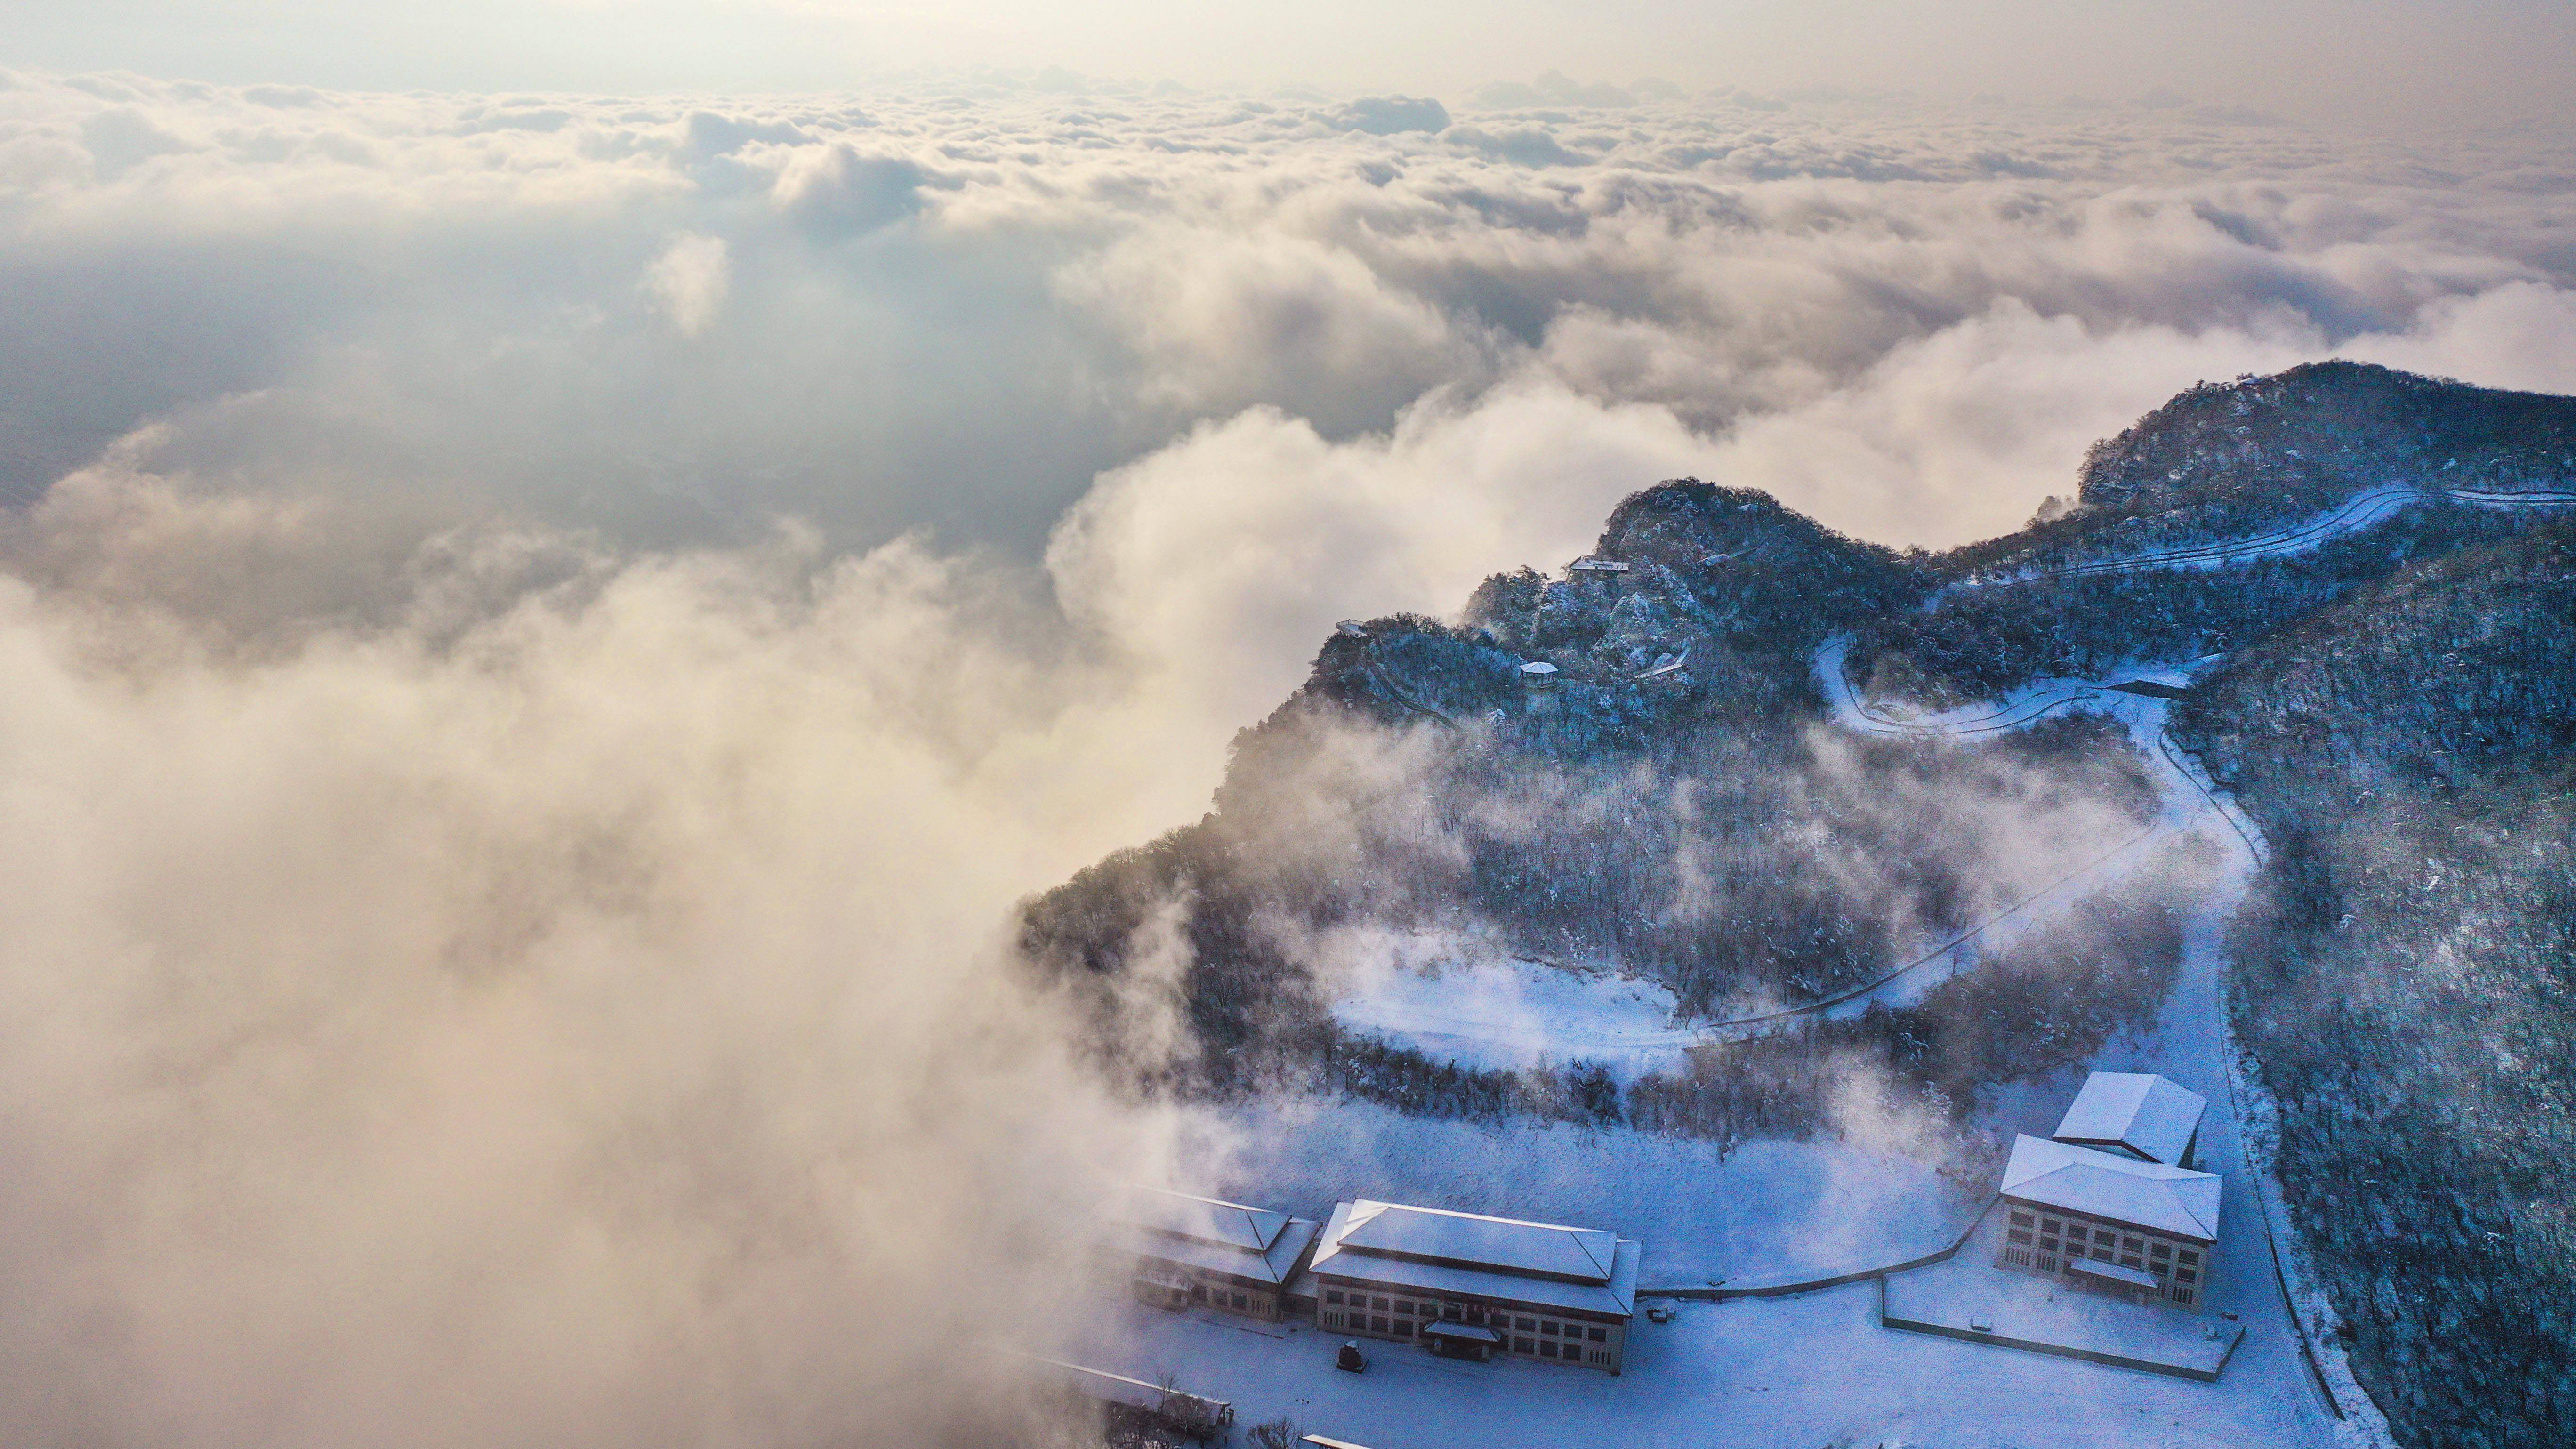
645;231;731;336
0;70;2572;1444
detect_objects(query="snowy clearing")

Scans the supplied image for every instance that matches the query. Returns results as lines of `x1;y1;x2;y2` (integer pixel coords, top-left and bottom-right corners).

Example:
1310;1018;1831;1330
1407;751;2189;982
1048;500;2461;1445
1327;958;1695;1083
1056;716;2365;1447
1169;1097;1980;1291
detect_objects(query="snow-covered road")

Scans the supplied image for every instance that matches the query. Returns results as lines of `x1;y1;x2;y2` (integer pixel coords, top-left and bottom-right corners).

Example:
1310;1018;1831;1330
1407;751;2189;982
1175;661;2370;1447
1071;484;2490;1445
1818;631;2381;1445
1957;482;2576;590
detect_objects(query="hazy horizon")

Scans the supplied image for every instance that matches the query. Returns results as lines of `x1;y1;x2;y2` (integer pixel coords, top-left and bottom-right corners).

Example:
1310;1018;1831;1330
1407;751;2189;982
1;8;2572;1446
8;0;2576;131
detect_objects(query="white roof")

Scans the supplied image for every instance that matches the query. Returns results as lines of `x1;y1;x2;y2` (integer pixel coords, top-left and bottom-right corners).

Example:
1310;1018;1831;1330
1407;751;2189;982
1119;1188;1320;1286
1127;1187;1288;1252
1518;661;1559;676
1337;1200;1618;1280
1308;1200;1640;1318
2052;1072;2206;1166
2002;1135;2222;1242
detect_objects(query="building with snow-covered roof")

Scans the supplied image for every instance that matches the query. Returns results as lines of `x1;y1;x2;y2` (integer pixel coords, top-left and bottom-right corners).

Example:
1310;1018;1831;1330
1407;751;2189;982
1308;1200;1640;1372
1996;1134;2222;1309
1116;1188;1320;1323
2052;1071;2206;1167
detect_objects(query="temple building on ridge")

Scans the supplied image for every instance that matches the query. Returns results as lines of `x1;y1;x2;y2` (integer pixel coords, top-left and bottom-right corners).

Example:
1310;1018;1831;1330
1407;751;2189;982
1995;1071;2222;1310
1308;1200;1639;1372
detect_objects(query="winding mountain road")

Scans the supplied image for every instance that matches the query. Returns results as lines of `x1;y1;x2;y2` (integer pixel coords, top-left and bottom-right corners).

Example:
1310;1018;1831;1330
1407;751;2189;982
1957;482;2576;589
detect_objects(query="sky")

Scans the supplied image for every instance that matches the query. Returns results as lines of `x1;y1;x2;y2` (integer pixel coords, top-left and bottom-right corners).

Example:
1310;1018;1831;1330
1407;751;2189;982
8;0;2576;128
0;10;2574;1447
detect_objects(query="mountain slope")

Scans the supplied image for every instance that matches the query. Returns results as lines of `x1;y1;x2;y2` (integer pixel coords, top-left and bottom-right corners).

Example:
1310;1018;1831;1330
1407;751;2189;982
1023;361;2576;1449
2172;528;2576;1449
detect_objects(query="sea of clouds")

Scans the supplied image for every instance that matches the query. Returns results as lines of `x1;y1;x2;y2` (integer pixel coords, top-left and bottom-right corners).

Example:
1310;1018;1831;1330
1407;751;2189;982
1;66;2572;1445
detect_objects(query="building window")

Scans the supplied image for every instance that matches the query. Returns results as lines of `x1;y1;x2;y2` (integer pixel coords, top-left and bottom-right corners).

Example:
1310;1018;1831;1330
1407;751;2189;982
1373;1296;1390;1312
1540;1321;1558;1336
1515;1317;1536;1332
2175;1268;2198;1284
2007;1228;2033;1245
1232;1292;1248;1310
1588;1327;1606;1342
1323;1312;1342;1328
1395;1322;1414;1339
2150;1242;2172;1259
2179;1249;2200;1267
2172;1288;2194;1306
1443;1302;1463;1320
1513;1337;1534;1355
1540;1341;1559;1359
2040;1216;2061;1234
2036;1256;2058;1272
1325;1290;1343;1305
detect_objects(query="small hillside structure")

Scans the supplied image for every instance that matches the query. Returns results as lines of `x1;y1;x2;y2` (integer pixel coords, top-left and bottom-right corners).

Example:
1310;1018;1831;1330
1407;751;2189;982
2052;1071;2207;1167
1309;1200;1639;1372
1117;1188;1320;1322
1997;1135;2222;1309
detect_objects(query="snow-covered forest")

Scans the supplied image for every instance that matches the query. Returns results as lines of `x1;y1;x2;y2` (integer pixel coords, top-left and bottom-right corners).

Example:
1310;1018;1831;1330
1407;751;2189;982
1024;360;2576;1449
2175;530;2576;1448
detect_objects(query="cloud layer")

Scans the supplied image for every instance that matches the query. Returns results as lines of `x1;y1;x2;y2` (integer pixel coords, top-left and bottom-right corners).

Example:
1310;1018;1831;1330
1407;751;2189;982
0;68;2572;1445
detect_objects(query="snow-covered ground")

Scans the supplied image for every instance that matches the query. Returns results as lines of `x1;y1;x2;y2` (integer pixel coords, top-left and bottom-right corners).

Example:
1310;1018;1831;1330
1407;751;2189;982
1044;507;2463;1445
1047;686;2368;1446
1322;643;2192;1066
1051;1265;2326;1449
1826;636;2380;1443
1328;958;1697;1083
1170;1097;1979;1289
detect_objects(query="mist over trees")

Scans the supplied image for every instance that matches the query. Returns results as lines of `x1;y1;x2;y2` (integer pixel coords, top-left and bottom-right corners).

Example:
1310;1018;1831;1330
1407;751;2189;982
1022;482;2156;1094
1025;361;2576;1449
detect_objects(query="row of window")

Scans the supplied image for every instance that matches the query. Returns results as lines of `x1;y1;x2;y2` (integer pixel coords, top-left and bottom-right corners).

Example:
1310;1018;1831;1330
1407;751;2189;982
1512;1336;1613;1365
1320;1310;1617;1364
1320;1289;1610;1345
2000;1246;2198;1305
2008;1210;2201;1279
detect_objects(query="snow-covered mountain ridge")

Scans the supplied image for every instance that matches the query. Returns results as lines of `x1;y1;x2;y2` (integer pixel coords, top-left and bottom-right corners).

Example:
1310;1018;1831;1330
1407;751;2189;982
1026;360;2576;1449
